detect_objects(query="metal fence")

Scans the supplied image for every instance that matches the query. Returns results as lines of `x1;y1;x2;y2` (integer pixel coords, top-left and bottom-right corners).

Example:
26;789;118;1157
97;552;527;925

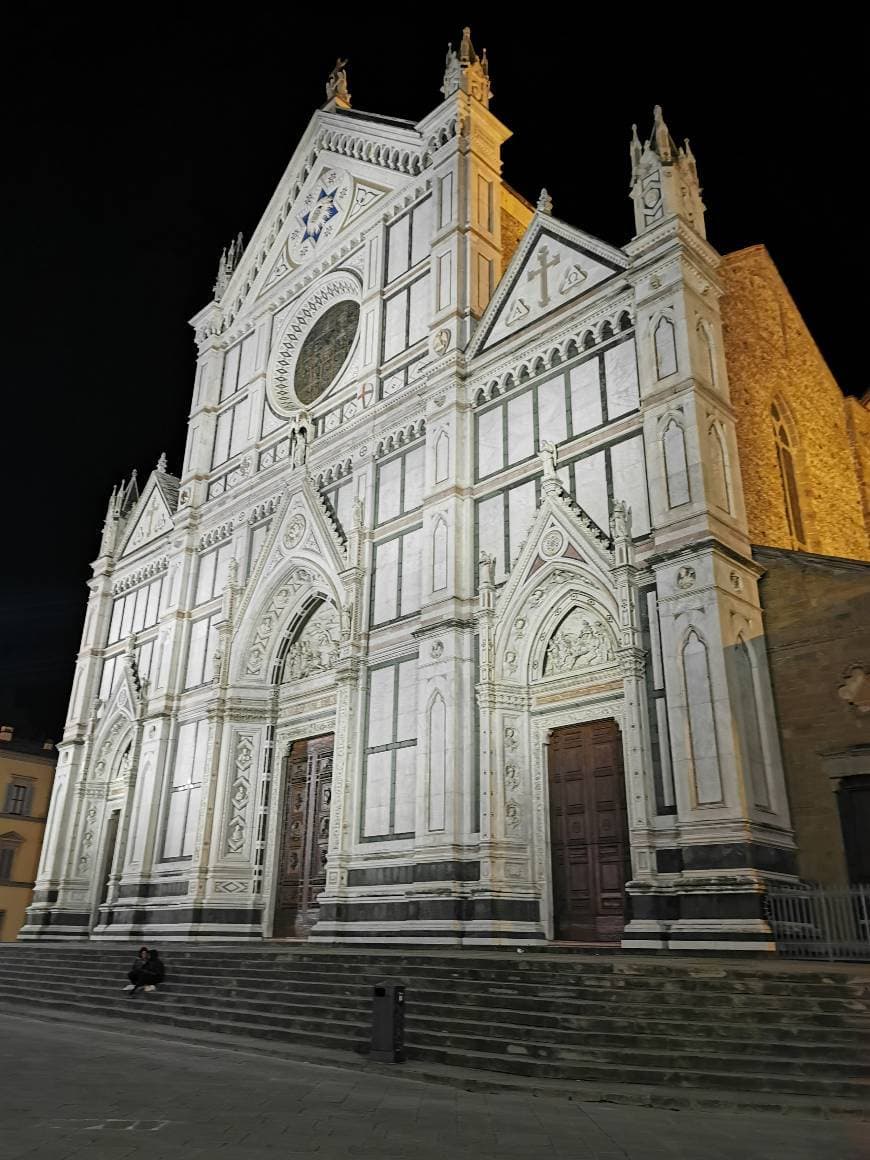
765;882;870;961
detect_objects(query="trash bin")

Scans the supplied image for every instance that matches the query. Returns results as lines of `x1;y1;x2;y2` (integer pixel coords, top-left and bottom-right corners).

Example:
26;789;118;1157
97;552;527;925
370;981;405;1062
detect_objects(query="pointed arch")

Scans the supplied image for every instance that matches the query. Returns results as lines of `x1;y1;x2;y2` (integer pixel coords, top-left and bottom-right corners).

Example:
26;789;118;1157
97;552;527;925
426;690;447;832
433;429;450;484
432;516;449;592
662;417;691;507
708;420;732;514
733;632;771;810
234;559;342;683
654;314;678;378
770;396;807;547
680;628;723;805
272;594;340;685
697;319;716;387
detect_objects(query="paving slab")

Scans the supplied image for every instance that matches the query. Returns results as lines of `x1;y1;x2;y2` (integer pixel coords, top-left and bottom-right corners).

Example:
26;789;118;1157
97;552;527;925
1;1012;869;1159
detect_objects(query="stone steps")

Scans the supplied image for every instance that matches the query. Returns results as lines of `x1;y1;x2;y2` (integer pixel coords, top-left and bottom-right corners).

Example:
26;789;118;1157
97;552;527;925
8;946;863;981
7;953;868;1008
2;944;868;1110
2;973;863;1066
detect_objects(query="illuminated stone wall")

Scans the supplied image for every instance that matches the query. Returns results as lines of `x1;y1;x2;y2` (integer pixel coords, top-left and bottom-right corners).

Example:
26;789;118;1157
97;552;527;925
845;394;870;537
720;246;869;561
500;185;532;273
757;547;870;887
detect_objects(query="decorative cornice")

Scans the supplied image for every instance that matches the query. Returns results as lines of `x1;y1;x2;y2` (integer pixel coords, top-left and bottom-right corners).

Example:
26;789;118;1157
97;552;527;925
470;307;635;407
111;557;169;596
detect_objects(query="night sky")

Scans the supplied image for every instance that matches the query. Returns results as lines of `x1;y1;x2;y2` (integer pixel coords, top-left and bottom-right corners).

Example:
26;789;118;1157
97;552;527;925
1;14;864;741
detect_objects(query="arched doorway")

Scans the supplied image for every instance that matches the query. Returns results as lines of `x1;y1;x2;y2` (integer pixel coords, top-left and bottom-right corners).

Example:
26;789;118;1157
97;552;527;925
547;719;631;942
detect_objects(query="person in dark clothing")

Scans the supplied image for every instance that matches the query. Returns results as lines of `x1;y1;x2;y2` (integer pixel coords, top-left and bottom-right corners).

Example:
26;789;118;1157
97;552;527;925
126;948;165;995
124;947;149;992
138;949;165;993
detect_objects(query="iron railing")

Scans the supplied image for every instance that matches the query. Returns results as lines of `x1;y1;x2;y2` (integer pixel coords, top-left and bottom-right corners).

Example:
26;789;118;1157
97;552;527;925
765;882;870;961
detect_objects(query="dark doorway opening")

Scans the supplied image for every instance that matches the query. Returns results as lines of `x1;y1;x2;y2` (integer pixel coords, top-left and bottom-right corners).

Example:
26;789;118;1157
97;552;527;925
548;719;631;942
837;774;870;885
273;734;334;938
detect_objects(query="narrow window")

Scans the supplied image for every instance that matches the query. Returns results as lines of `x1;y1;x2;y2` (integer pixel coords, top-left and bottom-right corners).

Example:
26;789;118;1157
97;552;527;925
771;403;806;547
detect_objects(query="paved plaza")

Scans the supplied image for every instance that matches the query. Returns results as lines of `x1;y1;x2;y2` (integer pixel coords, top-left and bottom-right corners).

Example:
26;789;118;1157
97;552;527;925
0;1012;866;1159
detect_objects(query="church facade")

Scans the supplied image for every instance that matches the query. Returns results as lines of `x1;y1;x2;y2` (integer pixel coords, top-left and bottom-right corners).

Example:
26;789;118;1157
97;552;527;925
23;35;868;950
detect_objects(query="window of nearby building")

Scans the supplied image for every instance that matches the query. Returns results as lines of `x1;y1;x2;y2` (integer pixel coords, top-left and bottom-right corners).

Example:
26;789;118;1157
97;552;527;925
4;782;31;816
0;846;14;881
771;402;806;548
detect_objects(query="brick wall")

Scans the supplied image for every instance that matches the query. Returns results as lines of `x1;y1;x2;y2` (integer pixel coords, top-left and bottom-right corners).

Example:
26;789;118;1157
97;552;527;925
721;246;869;562
756;547;870;885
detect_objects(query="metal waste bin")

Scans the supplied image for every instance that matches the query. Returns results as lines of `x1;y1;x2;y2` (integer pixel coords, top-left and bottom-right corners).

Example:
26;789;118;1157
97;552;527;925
369;981;405;1062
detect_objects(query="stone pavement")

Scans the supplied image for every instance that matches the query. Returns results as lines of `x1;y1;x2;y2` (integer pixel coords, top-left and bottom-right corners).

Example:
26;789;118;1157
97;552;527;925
0;1012;867;1160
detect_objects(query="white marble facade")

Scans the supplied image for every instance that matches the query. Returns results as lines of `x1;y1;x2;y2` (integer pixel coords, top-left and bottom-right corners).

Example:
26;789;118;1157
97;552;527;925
24;44;797;950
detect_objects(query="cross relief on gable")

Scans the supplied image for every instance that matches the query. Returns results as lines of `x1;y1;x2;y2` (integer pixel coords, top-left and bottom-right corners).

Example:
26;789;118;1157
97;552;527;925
123;488;173;554
482;232;623;351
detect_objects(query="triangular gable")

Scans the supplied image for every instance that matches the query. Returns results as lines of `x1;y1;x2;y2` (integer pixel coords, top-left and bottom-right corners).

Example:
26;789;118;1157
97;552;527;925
233;475;349;633
471;214;628;355
496;478;615;629
258;168;396;300
119;473;176;557
91;658;142;773
102;653;143;722
215;108;422;315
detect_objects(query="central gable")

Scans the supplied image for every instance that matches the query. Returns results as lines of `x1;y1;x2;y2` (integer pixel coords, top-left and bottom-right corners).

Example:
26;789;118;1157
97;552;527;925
258;161;395;299
217;109;425;322
472;215;628;355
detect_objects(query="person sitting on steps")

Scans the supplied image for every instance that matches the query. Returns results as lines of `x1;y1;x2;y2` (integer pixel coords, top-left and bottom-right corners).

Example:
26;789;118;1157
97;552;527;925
123;946;149;993
126;948;165;995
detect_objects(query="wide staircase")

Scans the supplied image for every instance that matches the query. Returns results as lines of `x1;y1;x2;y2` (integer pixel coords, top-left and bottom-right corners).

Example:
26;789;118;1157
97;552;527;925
1;943;868;1114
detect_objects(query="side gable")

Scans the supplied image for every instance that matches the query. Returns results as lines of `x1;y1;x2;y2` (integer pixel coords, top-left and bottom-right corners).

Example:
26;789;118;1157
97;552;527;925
471;213;629;355
118;472;178;557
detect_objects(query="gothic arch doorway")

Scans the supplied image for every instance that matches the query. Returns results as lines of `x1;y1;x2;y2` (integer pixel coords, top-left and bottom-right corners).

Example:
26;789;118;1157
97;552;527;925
547;719;630;942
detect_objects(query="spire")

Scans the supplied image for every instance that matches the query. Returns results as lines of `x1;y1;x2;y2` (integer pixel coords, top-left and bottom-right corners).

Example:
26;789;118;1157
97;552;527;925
652;104;674;163
156;451;168;474
99;471;138;557
213;233;245;300
325;58;351;109
629;106;706;239
441;27;492;107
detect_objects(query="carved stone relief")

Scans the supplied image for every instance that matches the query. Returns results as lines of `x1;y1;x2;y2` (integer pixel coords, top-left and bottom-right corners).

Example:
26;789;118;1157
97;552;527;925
226;733;255;855
838;666;870;715
281;603;340;682
246;567;317;676
543;609;614;676
282;513;307;550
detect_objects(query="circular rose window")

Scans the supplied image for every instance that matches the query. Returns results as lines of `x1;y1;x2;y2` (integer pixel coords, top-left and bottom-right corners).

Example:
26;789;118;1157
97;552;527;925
293;300;360;406
266;274;362;416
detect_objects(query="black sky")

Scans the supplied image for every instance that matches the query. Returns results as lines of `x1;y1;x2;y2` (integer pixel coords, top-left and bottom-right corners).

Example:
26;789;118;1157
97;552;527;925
1;13;865;741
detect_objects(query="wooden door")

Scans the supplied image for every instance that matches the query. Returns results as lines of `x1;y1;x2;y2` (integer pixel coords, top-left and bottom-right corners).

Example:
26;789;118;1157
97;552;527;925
548;720;630;942
273;735;333;938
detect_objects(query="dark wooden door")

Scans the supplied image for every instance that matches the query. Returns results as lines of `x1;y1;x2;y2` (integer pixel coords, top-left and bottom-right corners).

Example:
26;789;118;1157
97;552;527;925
548;720;630;942
273;735;333;938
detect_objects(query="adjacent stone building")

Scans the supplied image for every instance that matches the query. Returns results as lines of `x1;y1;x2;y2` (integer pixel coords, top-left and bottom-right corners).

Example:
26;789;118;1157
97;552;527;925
1;727;56;940
23;34;870;949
